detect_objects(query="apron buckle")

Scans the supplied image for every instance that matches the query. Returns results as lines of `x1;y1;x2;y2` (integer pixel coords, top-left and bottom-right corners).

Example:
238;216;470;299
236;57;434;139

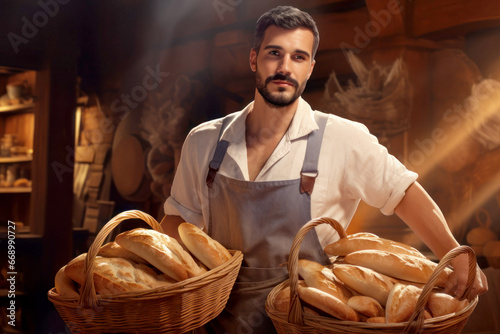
300;172;317;195
206;166;219;188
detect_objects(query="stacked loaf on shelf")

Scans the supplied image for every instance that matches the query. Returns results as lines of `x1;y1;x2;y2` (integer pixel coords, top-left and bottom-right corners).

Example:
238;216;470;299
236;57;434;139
276;232;469;323
54;222;232;298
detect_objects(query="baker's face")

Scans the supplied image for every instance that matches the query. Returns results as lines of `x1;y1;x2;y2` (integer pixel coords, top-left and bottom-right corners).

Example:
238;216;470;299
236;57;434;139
250;26;316;107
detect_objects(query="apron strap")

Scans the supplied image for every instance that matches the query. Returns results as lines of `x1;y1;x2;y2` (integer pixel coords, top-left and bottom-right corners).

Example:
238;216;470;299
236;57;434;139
206;115;234;188
300;112;329;195
206;111;330;192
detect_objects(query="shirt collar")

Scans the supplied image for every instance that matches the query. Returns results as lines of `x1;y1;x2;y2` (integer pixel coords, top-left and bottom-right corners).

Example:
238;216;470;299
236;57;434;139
220;97;318;144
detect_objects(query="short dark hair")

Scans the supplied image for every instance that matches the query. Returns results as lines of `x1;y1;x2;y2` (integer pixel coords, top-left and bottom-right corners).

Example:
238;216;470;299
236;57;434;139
253;6;320;59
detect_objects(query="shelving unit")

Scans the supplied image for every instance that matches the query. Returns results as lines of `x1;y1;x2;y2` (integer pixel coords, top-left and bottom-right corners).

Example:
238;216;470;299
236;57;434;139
0;69;35;232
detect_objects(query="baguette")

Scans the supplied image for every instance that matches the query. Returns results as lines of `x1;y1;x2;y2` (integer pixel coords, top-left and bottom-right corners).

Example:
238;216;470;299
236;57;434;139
297;285;359;321
115;228;207;281
385;283;422;323
99;241;149;265
65;255;174;295
325;236;425;258
427;292;469;317
273;281;308;313
344;250;451;286
347;296;384;318
333;264;397;306
178;222;232;269
54;265;80;298
346;232;379;239
298;259;352;303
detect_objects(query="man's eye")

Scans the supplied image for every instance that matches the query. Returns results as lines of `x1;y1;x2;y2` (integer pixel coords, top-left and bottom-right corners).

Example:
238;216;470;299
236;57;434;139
294;55;306;60
269;50;280;56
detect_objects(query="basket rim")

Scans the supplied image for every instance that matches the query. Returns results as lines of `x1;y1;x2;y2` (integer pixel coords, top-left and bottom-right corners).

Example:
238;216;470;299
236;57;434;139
48;249;243;304
265;278;479;331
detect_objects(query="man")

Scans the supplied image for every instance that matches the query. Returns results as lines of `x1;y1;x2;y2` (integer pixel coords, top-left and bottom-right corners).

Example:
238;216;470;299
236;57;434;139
161;6;487;333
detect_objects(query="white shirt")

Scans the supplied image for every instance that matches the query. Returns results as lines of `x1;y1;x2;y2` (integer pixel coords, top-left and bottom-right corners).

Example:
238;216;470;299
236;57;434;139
165;97;418;247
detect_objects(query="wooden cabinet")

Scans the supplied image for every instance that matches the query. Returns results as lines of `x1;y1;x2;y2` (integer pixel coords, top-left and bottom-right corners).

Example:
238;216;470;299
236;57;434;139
0;69;36;232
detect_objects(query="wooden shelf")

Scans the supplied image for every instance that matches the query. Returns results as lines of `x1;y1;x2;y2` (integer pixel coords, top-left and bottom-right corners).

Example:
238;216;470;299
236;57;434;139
0;103;35;114
0;156;32;163
0;187;31;193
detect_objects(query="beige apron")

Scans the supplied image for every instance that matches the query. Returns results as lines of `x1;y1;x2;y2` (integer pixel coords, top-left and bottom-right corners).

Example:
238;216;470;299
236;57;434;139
201;113;330;334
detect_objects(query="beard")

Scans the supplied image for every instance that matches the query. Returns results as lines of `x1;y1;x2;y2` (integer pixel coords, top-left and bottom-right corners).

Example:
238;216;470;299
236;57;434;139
255;70;307;108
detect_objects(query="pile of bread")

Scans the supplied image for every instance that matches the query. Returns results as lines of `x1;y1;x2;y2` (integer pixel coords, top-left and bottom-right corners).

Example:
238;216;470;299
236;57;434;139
53;223;232;298
274;232;470;324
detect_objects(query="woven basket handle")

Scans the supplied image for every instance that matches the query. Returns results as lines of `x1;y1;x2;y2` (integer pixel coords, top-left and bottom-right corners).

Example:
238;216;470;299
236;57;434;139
78;210;164;309
403;245;477;333
287;217;347;325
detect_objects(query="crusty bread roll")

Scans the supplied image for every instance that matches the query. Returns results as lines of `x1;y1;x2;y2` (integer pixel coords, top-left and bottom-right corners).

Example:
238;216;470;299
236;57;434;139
273;281;308;313
274;286;291;313
346;232;379;239
54;265;80;298
427;292;469;317
333;264;397;306
65;255;174;295
385;283;422;323
297;285;359;321
344;250;451;286
347;296;384;318
366;316;386;323
178;222;232;270
99;241;148;265
13;178;30;188
298;259;352;303
115;228;207;281
325;236;425;258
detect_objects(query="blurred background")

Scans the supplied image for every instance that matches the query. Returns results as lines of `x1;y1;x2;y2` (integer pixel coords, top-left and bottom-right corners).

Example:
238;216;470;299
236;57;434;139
0;0;499;333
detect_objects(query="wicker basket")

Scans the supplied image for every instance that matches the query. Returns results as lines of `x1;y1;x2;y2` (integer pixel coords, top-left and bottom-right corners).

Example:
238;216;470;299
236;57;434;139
265;217;479;334
48;210;243;333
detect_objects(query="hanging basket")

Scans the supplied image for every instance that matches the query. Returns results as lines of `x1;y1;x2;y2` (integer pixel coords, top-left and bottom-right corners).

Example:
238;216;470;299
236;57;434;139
48;210;243;333
265;217;478;334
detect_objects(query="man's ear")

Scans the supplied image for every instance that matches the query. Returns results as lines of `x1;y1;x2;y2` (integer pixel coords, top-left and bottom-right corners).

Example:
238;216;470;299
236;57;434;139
307;59;316;79
249;48;257;72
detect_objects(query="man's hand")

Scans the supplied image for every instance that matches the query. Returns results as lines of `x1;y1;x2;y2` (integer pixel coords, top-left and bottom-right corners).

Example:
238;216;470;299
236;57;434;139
445;253;488;299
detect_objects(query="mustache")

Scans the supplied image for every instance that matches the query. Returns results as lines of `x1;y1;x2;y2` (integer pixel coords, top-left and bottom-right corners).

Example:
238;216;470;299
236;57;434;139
265;73;298;87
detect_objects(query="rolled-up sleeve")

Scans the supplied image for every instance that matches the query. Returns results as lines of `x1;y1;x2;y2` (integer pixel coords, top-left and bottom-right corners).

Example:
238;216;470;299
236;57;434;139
163;124;217;229
342;123;418;216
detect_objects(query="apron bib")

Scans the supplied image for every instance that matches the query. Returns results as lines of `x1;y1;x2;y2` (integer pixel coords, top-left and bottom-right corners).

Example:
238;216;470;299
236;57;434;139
201;113;329;334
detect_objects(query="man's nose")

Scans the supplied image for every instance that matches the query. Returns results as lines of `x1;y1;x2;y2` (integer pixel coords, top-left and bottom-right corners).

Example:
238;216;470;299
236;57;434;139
277;55;292;76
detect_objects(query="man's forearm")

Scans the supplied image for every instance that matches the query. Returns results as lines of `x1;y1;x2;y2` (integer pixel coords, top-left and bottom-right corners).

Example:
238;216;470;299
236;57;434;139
394;181;460;259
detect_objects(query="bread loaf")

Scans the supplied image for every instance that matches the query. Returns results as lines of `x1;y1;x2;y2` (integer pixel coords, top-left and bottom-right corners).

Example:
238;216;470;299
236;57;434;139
99;241;149;265
274;281;308;313
366;316;386;323
298;259;352;303
347;296;384;318
427;292;469;317
178;222;232;269
344;250;451;286
65;255;174;295
115;228;207;281
325;236;425;258
346;232;379;239
333;264;397;306
385;283;422;323
274;286;291;313
54;265;80;298
297;285;359;321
